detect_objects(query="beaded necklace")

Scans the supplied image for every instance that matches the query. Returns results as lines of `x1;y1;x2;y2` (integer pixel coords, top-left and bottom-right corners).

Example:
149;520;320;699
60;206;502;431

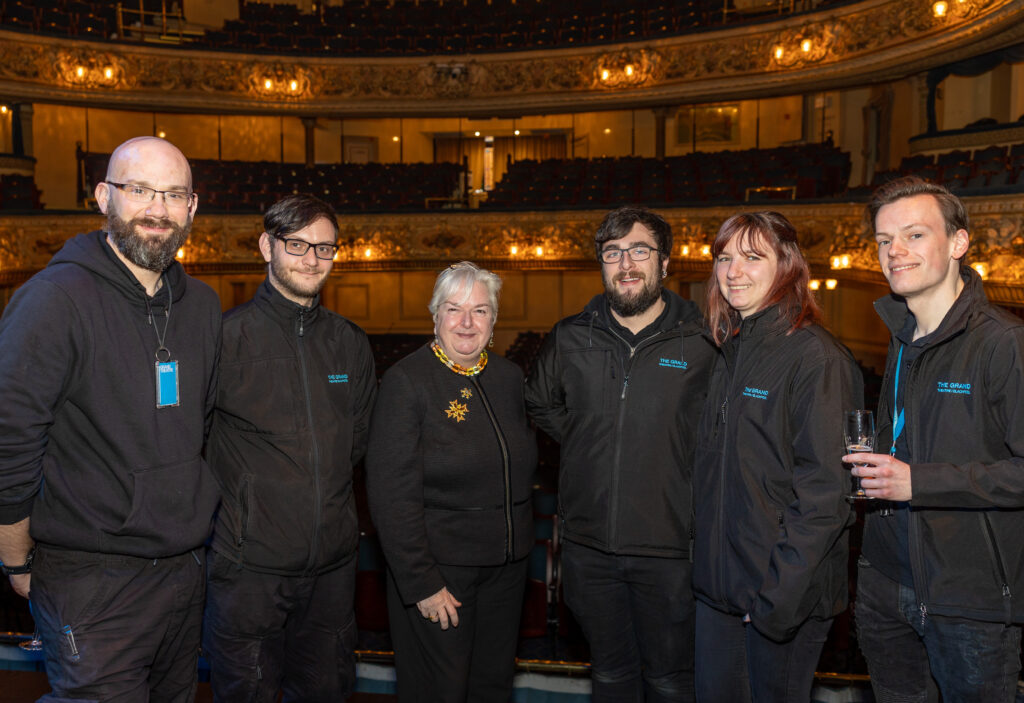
431;341;488;376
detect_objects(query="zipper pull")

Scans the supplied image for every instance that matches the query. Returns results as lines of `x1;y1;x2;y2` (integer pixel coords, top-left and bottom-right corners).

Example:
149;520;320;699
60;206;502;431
1003;584;1011;598
298;312;305;337
720;399;728;424
919;601;927;628
621;376;629;400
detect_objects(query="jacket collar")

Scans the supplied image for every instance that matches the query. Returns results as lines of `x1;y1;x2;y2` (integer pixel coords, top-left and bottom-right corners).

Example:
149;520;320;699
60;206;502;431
255;278;322;328
874;265;982;346
578;289;701;334
734;304;791;340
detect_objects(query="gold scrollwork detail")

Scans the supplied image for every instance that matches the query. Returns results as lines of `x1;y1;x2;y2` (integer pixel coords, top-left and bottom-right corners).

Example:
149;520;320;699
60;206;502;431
593;49;659;89
55;49;128;89
247;62;315;99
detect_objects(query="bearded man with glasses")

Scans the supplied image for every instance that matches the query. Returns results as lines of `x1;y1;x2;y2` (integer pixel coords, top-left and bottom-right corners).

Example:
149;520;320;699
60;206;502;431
203;193;377;702
525;206;715;702
0;136;221;701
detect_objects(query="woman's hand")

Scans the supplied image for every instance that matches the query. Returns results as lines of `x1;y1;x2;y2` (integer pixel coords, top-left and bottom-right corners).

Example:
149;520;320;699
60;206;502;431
416;587;463;630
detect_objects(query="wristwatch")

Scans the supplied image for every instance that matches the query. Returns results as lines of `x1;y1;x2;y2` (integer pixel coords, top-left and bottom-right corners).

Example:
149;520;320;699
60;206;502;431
0;547;35;576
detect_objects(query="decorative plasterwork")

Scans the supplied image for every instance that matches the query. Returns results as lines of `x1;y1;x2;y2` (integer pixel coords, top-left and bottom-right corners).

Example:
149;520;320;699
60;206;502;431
3;194;1024;306
0;0;1021;115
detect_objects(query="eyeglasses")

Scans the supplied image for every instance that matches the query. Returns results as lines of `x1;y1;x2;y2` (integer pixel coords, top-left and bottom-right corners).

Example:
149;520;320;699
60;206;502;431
106;182;195;208
599;244;655;264
272;233;339;260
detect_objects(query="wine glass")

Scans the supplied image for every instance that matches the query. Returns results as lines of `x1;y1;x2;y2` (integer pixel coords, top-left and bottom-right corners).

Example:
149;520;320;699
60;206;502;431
844;410;875;501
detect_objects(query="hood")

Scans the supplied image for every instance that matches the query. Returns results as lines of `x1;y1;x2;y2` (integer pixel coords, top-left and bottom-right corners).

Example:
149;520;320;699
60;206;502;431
47;230;188;310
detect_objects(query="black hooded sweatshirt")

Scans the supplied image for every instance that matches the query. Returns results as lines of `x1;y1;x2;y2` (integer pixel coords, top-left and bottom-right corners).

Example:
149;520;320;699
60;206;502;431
0;230;221;557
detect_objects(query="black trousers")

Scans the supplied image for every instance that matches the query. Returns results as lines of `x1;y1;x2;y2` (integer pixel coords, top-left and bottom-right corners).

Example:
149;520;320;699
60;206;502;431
387;559;527;703
201;549;358;703
30;544;205;703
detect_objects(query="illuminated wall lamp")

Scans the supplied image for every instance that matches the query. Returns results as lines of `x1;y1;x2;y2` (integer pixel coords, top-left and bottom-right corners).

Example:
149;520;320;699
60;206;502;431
809;279;821;291
972;262;989;279
535;246;544;256
264;78;273;89
600;68;610;81
825;279;838;290
829;254;851;270
932;1;948;17
700;245;711;258
681;245;690;256
364;248;373;258
800;39;812;53
176;248;185;260
510;245;519;255
773;46;784;60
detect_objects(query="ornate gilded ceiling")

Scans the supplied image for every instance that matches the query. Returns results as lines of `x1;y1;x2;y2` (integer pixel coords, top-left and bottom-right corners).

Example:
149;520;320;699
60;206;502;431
0;0;1021;115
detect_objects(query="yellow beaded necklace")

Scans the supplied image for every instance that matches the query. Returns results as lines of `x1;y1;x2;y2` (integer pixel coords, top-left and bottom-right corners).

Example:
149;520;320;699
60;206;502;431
431;341;488;376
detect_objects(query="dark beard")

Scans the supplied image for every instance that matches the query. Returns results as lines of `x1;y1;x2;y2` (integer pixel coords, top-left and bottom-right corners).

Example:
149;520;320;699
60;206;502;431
604;271;663;318
107;210;190;273
269;253;327;303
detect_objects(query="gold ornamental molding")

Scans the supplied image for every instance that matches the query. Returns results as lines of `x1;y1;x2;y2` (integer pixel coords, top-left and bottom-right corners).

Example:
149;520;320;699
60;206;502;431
0;0;1021;115
3;194;1024;307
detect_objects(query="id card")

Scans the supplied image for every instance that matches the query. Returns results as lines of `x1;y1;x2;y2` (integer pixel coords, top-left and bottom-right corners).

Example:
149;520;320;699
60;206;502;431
156;360;180;408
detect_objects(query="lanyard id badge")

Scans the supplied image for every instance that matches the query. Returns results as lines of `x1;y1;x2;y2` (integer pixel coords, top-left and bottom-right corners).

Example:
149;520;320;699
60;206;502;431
155;348;180;408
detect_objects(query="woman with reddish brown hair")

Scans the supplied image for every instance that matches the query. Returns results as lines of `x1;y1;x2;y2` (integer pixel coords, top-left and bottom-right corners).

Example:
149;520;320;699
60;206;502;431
692;212;863;703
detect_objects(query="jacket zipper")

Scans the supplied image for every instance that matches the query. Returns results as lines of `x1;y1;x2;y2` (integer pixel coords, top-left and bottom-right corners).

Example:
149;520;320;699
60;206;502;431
980;512;1013;622
604;325;672;549
715;336;742;606
473;377;514;561
238;474;252;547
296;309;322;573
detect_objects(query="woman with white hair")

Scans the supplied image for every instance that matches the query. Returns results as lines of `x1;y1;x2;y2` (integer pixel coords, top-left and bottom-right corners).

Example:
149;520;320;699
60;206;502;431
367;261;536;703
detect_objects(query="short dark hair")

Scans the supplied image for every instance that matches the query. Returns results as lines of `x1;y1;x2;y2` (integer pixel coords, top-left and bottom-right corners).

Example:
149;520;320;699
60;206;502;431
594;206;673;261
264;194;339;239
705;211;820;346
866;176;969;239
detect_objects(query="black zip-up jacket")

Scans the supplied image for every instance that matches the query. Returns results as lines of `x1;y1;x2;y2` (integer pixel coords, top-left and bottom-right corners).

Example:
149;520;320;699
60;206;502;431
864;267;1024;624
207;279;377;575
0;230;221;557
525;291;715;557
693;307;862;643
366;344;536;605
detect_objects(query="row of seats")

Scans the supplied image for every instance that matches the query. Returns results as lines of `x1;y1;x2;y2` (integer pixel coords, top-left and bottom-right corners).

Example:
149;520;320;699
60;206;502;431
483;144;851;209
0;173;43;210
79;152;466;214
1;0;846;56
844;142;1024;197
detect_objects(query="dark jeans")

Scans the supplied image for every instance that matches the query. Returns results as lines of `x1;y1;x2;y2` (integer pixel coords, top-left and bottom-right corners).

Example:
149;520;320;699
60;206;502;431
387;558;527;703
30;545;205;703
694;600;831;703
560;540;695;703
855;556;1021;703
202;549;358;703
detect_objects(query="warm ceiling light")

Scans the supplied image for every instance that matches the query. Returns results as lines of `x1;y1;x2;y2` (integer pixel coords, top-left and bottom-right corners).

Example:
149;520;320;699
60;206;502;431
800;39;812;52
510;245;519;255
600;68;610;81
392;135;400;142
825;279;838;290
603;128;611;134
264;78;273;89
809;279;821;290
774;46;784;60
474;131;481;137
75;66;85;78
289;80;298;91
104;67;113;79
157;131;166;139
364;248;372;258
932;0;948;16
513;129;520;136
624;64;634;76
535;246;543;256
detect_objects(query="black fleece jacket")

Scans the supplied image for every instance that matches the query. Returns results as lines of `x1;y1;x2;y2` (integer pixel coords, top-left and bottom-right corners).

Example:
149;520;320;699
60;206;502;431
864;267;1024;624
207;279;377;575
525;290;715;558
693;307;862;643
0;230;221;557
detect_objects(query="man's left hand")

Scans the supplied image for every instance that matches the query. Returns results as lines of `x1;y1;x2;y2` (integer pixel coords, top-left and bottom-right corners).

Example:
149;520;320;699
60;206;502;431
845;452;912;501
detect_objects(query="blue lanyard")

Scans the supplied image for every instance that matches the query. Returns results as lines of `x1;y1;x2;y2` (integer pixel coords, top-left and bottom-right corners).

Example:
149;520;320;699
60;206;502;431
891;344;905;457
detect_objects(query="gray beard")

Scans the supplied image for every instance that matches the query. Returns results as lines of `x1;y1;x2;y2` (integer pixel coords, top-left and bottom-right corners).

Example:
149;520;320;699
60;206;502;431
107;211;190;273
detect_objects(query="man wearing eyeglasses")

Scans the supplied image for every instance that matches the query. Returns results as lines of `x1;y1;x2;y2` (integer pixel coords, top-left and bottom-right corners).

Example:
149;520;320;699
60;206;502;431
525;206;714;702
0;136;221;701
203;194;376;702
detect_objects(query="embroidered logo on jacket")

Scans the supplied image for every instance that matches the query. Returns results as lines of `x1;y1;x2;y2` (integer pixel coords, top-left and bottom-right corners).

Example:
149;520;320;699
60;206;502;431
658;358;689;370
742;386;770;400
936;381;971;395
328;374;349;383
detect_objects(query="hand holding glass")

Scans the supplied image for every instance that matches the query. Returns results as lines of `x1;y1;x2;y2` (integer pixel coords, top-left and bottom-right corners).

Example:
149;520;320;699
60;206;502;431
844;410;875;501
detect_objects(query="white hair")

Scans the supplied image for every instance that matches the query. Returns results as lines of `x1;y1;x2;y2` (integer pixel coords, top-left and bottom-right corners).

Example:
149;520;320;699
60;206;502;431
428;261;502;321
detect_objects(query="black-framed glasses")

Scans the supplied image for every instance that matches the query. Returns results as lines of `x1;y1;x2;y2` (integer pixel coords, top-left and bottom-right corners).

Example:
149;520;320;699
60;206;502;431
106;181;194;208
599;244;655;264
272;233;339;260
